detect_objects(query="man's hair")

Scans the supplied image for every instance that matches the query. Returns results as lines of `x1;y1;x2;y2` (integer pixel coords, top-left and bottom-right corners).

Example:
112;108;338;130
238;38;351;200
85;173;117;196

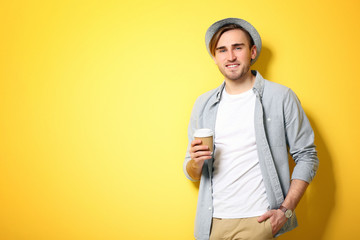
209;24;255;56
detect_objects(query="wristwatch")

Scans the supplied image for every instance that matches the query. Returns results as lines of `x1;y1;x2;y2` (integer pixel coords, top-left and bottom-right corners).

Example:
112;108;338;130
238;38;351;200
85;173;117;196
279;205;293;219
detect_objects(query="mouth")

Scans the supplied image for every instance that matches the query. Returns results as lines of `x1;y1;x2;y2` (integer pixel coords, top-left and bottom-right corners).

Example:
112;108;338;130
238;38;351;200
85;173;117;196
225;64;240;69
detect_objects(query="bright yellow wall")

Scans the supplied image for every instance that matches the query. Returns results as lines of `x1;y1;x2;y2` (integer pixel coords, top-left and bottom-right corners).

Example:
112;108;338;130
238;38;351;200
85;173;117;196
1;0;359;239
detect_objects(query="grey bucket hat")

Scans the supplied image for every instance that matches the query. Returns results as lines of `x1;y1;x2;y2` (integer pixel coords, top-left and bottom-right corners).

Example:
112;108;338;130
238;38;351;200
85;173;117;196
205;18;262;65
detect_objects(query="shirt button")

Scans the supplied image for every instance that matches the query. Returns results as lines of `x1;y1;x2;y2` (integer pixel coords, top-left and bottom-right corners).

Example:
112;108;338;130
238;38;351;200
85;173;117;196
209;207;212;211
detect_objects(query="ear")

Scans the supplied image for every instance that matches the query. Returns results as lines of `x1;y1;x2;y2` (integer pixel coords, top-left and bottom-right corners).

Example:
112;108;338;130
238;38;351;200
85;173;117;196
251;45;257;60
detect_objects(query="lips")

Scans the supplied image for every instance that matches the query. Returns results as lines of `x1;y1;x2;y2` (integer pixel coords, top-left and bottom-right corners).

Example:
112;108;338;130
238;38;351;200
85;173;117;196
226;64;240;69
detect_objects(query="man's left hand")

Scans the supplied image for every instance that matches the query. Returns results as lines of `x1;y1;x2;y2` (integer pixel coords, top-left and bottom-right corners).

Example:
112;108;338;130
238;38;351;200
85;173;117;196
257;209;288;236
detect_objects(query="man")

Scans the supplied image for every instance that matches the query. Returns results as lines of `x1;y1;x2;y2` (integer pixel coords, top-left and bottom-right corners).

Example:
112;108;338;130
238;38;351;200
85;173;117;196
183;18;319;240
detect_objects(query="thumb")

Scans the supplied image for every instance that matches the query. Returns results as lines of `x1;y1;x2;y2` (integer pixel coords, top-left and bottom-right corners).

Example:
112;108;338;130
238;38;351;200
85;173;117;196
257;210;271;223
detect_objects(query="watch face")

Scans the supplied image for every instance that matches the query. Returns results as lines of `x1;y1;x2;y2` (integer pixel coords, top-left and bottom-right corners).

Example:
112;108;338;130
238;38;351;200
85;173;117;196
285;209;293;218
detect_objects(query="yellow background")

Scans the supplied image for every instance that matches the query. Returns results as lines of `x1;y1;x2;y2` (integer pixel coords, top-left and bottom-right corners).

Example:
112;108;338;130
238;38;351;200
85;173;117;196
1;0;359;239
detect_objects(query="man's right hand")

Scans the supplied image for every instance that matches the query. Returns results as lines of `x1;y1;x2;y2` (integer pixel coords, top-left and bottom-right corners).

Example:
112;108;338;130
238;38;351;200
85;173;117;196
186;139;213;180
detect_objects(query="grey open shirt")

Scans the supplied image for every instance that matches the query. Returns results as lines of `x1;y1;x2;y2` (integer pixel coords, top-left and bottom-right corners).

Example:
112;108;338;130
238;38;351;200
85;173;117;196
183;71;319;240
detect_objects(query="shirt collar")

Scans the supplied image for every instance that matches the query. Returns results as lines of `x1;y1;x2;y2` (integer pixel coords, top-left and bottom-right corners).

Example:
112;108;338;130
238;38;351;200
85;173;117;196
215;82;226;102
252;70;265;98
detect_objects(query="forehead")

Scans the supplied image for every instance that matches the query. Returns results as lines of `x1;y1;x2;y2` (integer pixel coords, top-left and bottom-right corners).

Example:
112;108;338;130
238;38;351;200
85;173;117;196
216;29;250;47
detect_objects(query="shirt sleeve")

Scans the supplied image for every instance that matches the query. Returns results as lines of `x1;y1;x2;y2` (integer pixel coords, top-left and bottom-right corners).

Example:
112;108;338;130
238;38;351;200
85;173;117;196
183;98;200;182
284;89;319;183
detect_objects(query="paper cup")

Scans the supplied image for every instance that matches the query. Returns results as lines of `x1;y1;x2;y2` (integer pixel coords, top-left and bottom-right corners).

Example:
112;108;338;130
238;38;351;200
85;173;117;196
194;128;214;152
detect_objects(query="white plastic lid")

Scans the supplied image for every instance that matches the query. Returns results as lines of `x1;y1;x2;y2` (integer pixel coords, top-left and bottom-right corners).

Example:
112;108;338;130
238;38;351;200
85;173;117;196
194;128;214;137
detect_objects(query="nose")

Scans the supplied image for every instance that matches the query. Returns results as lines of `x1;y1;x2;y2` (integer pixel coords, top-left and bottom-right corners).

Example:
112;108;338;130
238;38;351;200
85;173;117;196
227;50;236;61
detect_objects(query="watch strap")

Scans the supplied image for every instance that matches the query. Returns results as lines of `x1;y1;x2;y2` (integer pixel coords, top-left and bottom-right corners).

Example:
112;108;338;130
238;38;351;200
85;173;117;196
279;205;288;213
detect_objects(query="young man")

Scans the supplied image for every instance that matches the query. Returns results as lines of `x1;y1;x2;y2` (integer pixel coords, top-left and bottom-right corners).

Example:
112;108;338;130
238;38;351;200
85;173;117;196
183;18;319;240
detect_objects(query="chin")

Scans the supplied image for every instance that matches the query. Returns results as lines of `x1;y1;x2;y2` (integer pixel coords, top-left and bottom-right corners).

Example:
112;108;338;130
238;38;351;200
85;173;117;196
227;73;246;81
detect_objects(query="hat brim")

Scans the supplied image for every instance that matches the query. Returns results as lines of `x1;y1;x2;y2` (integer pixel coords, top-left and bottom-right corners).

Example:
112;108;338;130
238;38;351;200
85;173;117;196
205;18;262;65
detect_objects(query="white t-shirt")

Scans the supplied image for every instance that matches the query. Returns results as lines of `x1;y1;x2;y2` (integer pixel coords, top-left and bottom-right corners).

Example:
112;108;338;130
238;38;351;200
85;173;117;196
212;87;269;218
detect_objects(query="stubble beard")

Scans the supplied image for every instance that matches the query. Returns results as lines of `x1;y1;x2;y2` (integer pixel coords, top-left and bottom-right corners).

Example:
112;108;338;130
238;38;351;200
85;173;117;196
218;63;251;82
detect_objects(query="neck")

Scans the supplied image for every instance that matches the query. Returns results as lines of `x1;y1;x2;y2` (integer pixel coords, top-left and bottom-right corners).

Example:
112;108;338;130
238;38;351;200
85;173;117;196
224;70;256;95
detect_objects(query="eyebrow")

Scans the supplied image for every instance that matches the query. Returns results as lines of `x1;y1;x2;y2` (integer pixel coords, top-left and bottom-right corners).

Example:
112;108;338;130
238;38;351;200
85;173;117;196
216;43;245;50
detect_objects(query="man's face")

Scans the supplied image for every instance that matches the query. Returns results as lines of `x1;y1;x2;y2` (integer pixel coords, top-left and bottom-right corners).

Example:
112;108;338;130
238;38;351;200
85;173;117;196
213;29;257;81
